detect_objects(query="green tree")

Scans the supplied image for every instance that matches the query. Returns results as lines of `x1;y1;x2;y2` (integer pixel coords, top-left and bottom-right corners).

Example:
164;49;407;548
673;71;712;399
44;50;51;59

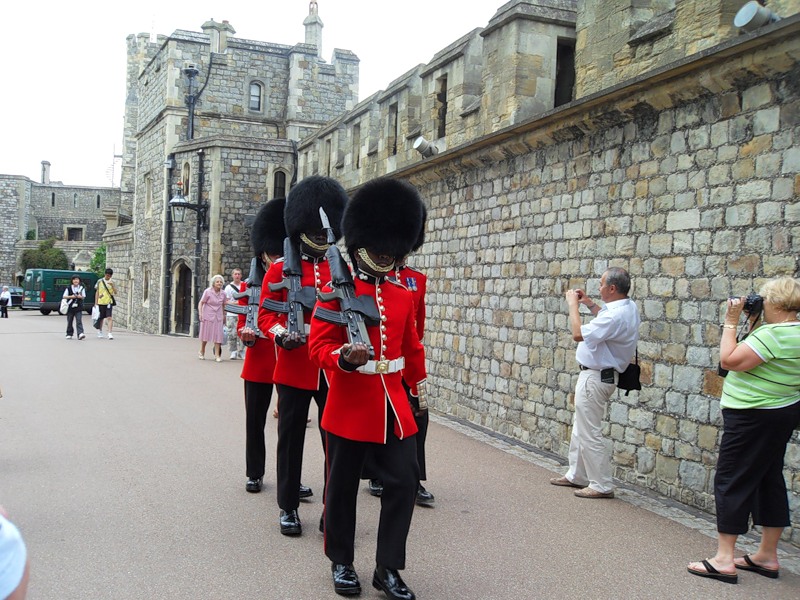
90;243;107;276
19;239;69;271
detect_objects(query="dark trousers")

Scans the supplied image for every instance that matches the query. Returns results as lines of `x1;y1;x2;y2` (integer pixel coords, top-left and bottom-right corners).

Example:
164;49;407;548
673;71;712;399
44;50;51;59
276;375;328;511
324;422;419;569
363;386;429;482
244;380;274;479
0;303;8;318
66;308;84;336
715;403;800;534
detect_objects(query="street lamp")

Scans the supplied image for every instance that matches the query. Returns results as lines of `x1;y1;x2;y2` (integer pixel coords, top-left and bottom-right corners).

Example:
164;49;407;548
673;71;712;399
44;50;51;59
169;179;208;230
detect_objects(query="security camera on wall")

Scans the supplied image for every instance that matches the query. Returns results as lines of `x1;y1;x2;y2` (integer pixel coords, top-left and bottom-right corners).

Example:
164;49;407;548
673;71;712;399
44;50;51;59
734;1;781;33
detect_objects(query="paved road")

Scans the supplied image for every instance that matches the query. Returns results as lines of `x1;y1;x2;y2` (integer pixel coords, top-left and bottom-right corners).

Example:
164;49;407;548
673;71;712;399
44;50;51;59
1;311;799;599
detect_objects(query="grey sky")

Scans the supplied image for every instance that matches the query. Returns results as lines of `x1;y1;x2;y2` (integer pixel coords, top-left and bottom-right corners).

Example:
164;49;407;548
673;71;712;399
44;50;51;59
0;1;496;187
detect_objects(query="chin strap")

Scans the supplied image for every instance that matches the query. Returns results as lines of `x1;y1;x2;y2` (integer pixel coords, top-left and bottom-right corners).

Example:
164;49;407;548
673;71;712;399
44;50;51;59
300;233;330;253
357;248;394;273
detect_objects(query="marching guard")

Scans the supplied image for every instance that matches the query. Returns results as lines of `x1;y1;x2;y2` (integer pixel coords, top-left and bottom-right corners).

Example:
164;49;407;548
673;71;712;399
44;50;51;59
257;176;348;536
309;177;427;599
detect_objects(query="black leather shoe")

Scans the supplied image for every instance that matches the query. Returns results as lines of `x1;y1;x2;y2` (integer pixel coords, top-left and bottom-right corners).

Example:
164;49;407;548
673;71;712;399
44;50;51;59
372;566;414;600
279;509;302;536
415;485;434;506
331;563;361;596
245;477;262;493
299;483;313;499
368;479;384;497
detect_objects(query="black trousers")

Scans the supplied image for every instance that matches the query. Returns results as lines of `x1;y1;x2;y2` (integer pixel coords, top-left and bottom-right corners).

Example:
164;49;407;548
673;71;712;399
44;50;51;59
244;380;274;479
363;386;429;482
324;421;419;569
0;303;8;317
715;403;800;534
276;375;328;511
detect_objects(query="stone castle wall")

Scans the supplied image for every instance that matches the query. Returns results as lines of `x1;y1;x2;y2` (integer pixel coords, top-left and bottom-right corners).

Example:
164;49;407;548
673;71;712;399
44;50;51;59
304;21;800;541
0;176;29;283
575;0;800;98
29;185;120;242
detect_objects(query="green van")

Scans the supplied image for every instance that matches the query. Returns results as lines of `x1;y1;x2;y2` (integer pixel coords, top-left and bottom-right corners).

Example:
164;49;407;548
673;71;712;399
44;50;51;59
22;269;99;315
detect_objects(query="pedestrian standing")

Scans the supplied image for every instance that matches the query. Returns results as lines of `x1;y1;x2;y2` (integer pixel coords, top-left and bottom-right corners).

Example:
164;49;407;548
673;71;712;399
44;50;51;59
309;177;427;599
258;175;348;537
225;268;245;360
688;276;800;583
0;286;11;318
63;275;86;340
199;275;227;362
550;267;640;498
94;268;117;339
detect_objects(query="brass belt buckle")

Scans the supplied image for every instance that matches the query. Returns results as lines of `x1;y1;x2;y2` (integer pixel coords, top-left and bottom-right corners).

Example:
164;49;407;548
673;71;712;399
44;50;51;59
375;360;390;374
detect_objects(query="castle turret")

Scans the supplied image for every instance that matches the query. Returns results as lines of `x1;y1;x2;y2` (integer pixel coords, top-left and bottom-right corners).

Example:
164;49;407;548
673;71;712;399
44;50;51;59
304;1;324;58
41;161;51;184
202;19;236;53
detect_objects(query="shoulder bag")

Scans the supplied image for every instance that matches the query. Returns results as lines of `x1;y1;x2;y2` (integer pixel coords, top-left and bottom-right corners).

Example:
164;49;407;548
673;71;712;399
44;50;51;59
617;349;641;396
102;279;117;306
59;287;71;315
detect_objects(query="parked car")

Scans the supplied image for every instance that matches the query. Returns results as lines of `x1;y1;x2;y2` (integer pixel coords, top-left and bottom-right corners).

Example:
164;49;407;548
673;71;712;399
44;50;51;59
22;269;98;315
1;285;24;308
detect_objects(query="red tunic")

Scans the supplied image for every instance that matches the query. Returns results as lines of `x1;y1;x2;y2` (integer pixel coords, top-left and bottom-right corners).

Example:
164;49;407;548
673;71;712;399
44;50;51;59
394;265;427;341
237;281;277;383
257;256;331;390
309;276;426;443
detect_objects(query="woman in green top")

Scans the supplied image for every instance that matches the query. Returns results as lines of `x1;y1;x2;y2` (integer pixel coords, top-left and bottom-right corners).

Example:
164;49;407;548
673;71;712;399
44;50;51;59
689;276;800;584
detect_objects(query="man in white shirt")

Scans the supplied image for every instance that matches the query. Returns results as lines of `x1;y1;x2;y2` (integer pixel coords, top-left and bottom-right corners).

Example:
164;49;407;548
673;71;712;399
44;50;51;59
225;268;245;359
551;267;640;499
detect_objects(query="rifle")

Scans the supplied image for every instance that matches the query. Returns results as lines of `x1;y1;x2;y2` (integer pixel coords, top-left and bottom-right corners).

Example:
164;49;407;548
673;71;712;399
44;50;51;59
261;237;317;340
313;208;379;358
224;257;263;347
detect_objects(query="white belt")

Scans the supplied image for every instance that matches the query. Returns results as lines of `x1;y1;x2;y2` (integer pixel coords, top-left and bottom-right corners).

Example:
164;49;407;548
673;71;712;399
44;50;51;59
357;357;405;375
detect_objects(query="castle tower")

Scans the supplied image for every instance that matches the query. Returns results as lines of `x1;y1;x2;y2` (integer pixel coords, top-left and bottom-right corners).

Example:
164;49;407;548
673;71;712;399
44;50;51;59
304;1;324;58
201;19;236;53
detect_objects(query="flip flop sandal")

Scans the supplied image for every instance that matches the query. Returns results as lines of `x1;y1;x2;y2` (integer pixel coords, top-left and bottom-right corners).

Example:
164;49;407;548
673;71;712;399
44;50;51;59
688;560;738;584
735;555;779;579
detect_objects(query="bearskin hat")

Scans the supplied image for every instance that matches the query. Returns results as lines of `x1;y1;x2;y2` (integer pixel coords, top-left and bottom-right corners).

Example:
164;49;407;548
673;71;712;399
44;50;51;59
343;177;425;259
284;175;348;242
251;197;287;257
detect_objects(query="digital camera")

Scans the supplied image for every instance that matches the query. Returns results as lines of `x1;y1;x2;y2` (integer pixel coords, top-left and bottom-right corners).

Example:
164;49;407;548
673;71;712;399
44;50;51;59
743;293;764;316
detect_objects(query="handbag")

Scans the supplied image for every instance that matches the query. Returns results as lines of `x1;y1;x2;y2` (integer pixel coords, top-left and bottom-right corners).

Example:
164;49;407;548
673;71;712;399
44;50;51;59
617;349;641;396
101;279;117;306
59;287;71;315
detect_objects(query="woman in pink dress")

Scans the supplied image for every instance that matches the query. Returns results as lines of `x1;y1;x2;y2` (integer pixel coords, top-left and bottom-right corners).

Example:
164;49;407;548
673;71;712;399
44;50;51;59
198;274;227;362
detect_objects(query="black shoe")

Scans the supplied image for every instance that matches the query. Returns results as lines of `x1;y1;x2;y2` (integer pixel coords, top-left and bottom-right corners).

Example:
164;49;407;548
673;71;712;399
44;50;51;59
279;509;302;536
415;485;434;506
372;566;414;600
332;563;361;596
368;479;384;497
299;483;313;499
319;514;325;533
245;477;262;493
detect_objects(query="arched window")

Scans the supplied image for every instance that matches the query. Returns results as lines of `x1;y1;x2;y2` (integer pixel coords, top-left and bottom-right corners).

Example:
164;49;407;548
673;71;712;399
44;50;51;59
96;194;101;209
51;193;55;208
249;82;263;111
273;171;286;199
73;193;78;208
